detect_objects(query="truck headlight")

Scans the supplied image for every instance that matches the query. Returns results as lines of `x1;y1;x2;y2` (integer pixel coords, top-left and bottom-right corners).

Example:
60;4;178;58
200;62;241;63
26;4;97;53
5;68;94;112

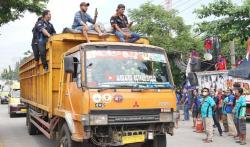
160;113;173;122
90;115;108;125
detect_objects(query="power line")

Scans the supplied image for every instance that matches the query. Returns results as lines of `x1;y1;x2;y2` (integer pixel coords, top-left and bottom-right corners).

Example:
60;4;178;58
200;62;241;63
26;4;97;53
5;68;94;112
172;0;187;8
172;0;191;9
178;0;204;14
159;0;190;9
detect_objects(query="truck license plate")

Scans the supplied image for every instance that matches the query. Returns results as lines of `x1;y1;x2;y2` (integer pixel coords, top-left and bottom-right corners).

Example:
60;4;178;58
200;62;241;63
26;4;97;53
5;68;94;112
20;109;27;112
122;135;145;144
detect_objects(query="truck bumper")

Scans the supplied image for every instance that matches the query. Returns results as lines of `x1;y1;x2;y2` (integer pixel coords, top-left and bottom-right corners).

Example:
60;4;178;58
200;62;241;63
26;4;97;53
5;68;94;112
9;105;27;114
80;109;175;146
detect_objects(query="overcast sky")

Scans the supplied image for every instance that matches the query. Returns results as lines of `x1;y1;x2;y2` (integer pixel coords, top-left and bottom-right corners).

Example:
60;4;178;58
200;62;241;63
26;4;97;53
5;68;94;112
0;0;242;71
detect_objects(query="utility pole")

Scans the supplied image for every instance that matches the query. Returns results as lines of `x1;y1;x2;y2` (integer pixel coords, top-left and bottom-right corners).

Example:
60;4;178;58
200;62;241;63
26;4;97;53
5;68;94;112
229;40;236;69
164;0;172;11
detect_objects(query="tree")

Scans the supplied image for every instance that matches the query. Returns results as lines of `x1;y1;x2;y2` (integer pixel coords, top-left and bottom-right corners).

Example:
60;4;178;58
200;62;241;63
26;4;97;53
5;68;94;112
129;2;201;52
194;0;249;65
128;2;202;85
0;0;48;26
1;61;20;80
194;0;250;42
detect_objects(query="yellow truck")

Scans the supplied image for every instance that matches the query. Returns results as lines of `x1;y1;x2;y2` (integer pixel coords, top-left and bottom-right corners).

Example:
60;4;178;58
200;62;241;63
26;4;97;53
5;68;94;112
20;33;176;147
8;82;27;117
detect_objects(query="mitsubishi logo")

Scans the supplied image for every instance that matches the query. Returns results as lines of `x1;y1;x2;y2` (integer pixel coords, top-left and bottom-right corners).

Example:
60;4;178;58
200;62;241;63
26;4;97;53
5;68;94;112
133;101;139;108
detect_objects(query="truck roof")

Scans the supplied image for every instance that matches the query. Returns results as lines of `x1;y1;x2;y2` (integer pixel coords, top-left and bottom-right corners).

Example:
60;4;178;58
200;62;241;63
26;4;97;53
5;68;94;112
65;41;167;55
21;33;166;66
50;33;150;44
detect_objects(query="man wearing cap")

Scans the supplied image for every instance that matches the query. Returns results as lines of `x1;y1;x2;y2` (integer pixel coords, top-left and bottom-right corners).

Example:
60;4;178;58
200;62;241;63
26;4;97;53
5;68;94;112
72;2;104;43
110;4;140;43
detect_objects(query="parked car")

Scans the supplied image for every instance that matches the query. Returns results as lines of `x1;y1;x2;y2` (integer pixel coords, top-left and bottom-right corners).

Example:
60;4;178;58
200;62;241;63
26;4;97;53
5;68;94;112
8;89;27;118
0;91;10;104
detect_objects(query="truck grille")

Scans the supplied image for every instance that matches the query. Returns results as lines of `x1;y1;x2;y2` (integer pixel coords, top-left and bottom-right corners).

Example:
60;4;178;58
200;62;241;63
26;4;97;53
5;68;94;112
90;109;161;124
108;114;160;124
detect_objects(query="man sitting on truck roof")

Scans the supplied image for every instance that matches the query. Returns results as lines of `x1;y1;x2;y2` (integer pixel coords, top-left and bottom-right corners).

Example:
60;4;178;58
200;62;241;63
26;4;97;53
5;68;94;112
110;4;140;43
72;2;105;43
37;10;56;71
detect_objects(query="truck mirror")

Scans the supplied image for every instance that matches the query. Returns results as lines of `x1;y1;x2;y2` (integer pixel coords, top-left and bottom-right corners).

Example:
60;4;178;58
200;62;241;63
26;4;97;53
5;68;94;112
76;73;82;88
64;56;74;73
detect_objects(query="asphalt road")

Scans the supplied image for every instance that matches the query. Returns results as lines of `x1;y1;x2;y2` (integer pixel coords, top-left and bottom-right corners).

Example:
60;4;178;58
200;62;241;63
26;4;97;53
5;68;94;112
0;104;249;147
0;104;56;147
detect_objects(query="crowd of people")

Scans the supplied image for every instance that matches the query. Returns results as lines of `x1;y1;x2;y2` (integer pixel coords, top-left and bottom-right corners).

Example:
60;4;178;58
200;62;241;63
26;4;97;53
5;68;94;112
31;2;140;71
176;86;247;145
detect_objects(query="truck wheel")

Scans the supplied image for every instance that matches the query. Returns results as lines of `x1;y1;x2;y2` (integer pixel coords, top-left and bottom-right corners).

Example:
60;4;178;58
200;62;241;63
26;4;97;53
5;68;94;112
27;110;38;135
153;134;167;147
57;123;82;147
9;113;15;118
141;140;153;147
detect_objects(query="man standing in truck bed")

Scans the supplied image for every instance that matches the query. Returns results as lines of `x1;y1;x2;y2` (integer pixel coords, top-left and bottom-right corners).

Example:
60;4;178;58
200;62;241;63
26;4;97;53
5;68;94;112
110;4;140;43
31;16;42;69
37;10;56;71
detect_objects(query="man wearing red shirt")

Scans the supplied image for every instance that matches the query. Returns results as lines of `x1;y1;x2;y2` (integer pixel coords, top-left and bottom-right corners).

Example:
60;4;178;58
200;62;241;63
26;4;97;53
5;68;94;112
215;55;227;70
204;38;213;53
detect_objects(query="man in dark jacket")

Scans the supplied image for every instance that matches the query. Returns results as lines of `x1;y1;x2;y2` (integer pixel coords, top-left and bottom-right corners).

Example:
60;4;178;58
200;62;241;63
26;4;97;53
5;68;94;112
37;10;56;71
31;16;42;68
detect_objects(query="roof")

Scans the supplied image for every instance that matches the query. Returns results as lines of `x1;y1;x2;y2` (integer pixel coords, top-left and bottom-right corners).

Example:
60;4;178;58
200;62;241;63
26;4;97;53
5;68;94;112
50;33;149;44
65;42;167;55
21;33;151;66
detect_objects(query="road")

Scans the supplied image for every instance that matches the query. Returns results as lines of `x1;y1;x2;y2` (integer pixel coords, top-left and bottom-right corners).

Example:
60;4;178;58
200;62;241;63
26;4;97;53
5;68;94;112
0;104;249;147
0;104;56;147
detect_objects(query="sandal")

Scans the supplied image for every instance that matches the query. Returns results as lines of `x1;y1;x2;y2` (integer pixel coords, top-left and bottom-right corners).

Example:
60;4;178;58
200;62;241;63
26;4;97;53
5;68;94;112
204;140;213;143
236;141;241;143
240;142;246;145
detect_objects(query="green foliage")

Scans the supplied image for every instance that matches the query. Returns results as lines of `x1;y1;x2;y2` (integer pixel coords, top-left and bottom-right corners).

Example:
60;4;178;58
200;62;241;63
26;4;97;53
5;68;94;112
168;58;185;86
128;2;201;53
128;2;203;86
0;0;48;26
194;0;250;42
1;62;20;80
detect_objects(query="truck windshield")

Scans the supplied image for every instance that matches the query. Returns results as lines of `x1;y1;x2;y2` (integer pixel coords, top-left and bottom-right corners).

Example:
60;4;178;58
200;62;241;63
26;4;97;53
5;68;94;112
86;49;172;89
12;90;20;98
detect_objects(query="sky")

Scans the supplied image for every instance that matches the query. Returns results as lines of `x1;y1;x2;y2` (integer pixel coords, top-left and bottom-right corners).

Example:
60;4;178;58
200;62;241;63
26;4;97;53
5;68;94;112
0;0;242;71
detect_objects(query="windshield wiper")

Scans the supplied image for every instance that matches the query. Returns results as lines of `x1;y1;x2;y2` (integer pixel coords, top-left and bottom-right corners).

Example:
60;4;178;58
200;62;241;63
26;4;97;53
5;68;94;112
97;85;133;92
97;84;141;92
96;82;172;92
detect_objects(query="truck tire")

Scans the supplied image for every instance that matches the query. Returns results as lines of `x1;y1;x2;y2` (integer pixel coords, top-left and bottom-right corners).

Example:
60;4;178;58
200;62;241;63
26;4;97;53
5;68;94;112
153;134;167;147
57;123;82;147
9;113;15;118
27;109;39;135
141;140;153;147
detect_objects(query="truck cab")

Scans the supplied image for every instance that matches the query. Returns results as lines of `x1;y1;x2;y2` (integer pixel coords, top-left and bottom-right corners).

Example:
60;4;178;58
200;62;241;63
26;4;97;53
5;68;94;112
20;33;176;147
58;42;176;146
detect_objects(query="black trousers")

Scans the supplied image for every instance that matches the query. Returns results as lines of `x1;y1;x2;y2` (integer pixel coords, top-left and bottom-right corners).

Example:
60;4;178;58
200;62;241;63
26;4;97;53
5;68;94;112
213;112;222;134
38;39;48;68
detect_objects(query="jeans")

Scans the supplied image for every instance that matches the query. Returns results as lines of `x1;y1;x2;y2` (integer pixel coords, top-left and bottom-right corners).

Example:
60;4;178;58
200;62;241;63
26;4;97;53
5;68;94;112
38;38;48;69
113;31;140;43
184;104;190;120
31;43;39;61
213;112;222;134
